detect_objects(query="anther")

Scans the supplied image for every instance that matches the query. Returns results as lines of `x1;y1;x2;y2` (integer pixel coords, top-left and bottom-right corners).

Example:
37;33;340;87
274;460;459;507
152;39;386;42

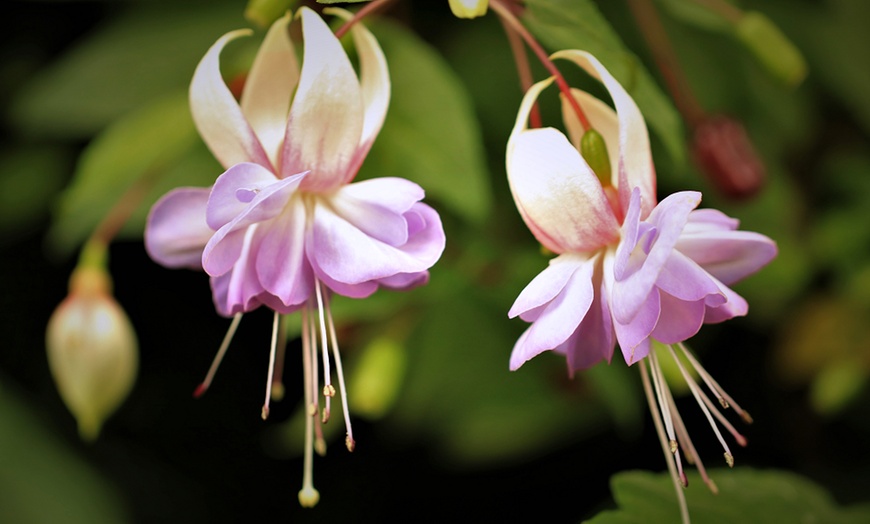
345;435;356;452
724;452;734;467
298;487;320;508
323;384;336;397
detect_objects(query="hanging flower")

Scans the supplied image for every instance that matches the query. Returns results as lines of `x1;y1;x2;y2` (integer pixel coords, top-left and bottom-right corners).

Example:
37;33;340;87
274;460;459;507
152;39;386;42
144;7;445;507
506;50;776;522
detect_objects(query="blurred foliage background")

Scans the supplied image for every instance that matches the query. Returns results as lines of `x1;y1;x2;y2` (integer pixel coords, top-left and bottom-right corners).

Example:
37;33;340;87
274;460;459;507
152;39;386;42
2;0;870;522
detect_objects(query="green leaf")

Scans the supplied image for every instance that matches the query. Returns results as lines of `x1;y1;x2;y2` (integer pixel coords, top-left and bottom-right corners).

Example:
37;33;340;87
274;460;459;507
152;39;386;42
522;0;686;165
358;20;492;224
9;2;245;138
0;382;130;524
588;468;870;524
0;145;71;245
657;0;734;33
735;11;807;87
45;92;215;257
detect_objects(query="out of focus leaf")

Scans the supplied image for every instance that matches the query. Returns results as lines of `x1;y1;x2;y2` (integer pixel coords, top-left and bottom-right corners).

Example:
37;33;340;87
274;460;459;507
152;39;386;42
735;11;807;88
348;337;408;420
587;468;870;524
0;382;129;524
358;20;492;224
811;357;867;415
9;2;244;138
0;146;70;244
523;0;686;165
765;0;870;135
45;92;208;257
658;0;733;33
245;0;296;28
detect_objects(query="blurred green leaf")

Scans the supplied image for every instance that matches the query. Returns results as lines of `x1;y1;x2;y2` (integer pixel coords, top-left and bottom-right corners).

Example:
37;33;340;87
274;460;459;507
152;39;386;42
522;0;686;165
735;11;807;88
0;146;71;244
658;0;733;33
0;382;130;524
587;468;870;524
45;92;212;257
348;337;408;420
9;2;245;138
358;20;492;224
811;357;867;415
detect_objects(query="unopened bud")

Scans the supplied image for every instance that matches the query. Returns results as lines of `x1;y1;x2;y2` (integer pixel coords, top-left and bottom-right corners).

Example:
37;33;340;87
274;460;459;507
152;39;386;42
449;0;488;19
580;129;613;186
735;11;807;87
46;266;138;441
692;115;766;200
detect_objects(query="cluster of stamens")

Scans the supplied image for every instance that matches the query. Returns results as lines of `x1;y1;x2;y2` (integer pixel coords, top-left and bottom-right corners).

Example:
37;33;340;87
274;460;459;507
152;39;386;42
193;278;355;509
640;342;751;523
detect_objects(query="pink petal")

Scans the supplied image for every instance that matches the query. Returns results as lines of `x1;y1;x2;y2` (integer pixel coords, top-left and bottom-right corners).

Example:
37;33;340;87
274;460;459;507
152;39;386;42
614;286;660;365
330;178;425;246
552;50;657;217
507;127;620;253
509;253;589;320
254;197;313;308
206;162;280;230
308;199;445;287
202;168;305;277
239;13;299;169
562;260;615;373
703;277;749;323
209;226;268;316
281;7;363;189
509;256;597;371
677;229;777;285
377;271;430;290
145;187;213;269
651;292;706;344
656;250;725;306
189;29;271;170
612;191;701;325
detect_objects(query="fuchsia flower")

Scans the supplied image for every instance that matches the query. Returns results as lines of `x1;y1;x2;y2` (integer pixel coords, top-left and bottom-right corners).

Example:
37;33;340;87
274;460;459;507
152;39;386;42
506;50;776;521
145;7;444;507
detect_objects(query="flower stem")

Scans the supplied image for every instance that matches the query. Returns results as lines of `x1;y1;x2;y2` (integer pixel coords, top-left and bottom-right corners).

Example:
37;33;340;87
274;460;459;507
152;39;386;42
626;0;706;126
490;0;592;131
333;0;395;39
498;9;541;128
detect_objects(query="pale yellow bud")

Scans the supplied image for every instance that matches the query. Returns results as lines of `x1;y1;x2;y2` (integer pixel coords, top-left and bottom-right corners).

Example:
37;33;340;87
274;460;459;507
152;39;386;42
46;266;138;441
449;0;488;19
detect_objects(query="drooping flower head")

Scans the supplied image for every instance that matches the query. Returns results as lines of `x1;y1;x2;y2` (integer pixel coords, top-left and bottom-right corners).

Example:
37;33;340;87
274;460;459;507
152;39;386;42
506;50;776;522
145;7;445;507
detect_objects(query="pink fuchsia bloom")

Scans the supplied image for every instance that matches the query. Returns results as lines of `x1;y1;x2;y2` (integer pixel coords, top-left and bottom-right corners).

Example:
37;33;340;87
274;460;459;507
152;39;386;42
145;7;444;507
506;50;776;522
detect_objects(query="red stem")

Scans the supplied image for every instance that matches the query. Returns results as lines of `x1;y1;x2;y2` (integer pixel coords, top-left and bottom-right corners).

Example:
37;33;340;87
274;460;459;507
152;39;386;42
490;0;592;131
334;0;395;39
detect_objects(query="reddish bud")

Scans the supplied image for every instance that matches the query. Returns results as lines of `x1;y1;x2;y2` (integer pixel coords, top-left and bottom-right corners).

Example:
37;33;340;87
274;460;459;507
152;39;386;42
692;115;766;200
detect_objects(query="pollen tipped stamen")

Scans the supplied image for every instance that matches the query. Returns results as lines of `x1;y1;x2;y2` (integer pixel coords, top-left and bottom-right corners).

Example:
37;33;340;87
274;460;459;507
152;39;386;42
640;360;690;524
299;308;319;507
649;350;684;481
261;311;281;421
194;313;242;398
270;319;287;401
324;292;355;452
663;370;719;493
667;345;736;464
678;343;752;423
315;280;334;410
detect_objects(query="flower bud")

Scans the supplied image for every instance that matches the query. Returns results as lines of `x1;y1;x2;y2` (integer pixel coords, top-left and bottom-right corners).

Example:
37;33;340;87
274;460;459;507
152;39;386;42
449;0;488;19
46;266;138;441
692;115;765;200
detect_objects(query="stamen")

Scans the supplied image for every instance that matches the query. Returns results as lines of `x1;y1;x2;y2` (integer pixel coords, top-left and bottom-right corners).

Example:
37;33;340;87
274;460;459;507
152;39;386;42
660;361;719;494
324;292;355;452
261;311;280;421
640;360;690;524
666;345;736;466
678;343;753;423
648;349;687;485
306;303;321;423
315;280;333;424
271;316;287;401
298;307;319;507
194;313;242;398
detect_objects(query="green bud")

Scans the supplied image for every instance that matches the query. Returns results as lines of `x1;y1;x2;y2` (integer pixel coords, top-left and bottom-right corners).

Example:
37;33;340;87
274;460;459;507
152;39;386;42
244;0;296;28
580;129;613;186
449;0;489;19
46;266;138;441
735;11;807;87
